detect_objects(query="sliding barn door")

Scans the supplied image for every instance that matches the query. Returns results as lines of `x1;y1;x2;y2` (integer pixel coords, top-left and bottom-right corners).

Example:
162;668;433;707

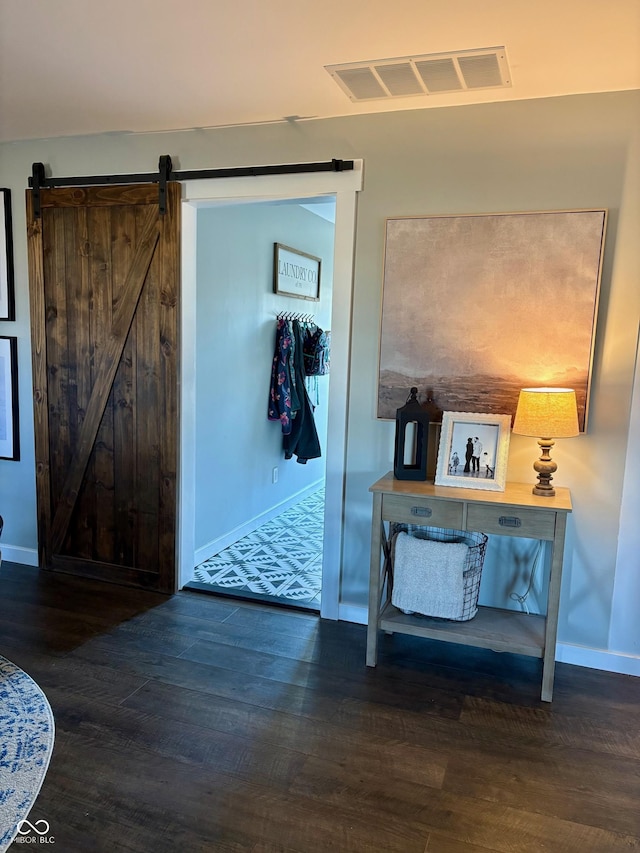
26;183;180;593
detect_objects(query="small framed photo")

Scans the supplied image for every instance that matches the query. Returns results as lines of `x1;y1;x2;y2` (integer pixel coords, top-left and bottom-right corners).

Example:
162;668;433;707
435;411;511;491
0;189;15;321
0;336;19;461
273;243;321;301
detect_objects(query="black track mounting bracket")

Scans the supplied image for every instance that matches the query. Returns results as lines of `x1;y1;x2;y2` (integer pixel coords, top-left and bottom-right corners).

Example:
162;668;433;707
31;162;46;219
158;155;173;215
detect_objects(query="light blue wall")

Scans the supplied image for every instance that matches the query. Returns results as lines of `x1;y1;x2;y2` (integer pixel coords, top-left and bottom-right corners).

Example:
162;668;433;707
194;202;334;557
0;90;638;666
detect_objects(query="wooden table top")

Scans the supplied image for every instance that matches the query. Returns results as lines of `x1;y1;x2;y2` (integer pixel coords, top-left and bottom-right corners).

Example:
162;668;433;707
370;472;572;513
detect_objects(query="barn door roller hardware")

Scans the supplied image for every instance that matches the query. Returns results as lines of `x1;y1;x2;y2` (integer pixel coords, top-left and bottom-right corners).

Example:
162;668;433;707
28;156;354;218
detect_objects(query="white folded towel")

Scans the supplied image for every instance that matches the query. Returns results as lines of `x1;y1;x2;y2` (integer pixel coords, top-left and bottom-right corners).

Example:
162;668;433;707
392;532;469;620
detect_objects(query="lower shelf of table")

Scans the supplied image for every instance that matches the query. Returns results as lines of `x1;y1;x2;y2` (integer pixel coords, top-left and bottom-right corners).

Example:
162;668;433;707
377;602;546;658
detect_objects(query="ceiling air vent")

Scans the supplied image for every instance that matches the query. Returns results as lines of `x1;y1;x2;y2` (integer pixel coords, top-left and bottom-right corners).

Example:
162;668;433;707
326;47;511;101
333;67;387;100
415;57;462;93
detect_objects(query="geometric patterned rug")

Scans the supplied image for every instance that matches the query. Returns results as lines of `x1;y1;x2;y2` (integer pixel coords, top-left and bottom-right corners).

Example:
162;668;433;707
186;488;324;611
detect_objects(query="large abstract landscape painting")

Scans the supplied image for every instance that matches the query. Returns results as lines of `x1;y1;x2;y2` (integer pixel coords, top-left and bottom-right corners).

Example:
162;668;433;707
377;210;607;431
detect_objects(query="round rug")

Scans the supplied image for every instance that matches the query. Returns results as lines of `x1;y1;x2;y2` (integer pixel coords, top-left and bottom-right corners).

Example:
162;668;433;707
0;656;55;851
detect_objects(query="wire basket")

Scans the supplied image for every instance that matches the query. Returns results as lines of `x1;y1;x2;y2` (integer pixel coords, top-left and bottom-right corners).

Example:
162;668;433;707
389;523;488;621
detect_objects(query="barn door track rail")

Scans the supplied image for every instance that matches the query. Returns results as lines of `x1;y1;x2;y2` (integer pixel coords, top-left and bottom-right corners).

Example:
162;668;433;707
29;156;354;218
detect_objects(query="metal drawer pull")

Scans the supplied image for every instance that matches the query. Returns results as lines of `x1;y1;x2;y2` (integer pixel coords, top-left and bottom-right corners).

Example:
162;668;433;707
411;506;432;518
499;516;522;528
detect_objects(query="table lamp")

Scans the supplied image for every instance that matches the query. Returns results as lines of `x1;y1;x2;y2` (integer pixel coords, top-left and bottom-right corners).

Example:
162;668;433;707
512;388;579;497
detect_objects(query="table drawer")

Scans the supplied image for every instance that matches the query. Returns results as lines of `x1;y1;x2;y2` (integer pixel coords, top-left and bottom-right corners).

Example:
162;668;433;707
466;504;556;540
382;494;464;529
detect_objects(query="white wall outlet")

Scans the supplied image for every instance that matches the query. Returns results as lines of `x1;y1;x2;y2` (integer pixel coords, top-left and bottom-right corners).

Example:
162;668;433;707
272;466;278;484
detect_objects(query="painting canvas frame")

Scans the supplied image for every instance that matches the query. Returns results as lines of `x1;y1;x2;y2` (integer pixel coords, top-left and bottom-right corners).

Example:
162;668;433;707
0;189;15;321
435;412;511;491
0;336;19;461
273;243;321;301
377;209;607;432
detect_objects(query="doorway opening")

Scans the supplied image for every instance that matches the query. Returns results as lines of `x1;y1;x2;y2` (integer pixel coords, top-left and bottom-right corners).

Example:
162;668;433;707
188;483;326;611
178;164;363;621
184;195;335;611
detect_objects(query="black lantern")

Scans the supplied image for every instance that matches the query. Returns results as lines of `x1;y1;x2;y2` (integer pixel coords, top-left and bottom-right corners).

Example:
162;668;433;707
393;387;430;481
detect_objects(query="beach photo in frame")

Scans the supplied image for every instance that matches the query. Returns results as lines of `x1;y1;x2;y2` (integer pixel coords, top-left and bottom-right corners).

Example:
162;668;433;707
0;189;15;321
273;243;321;301
0;336;19;461
377;209;607;431
435;412;511;491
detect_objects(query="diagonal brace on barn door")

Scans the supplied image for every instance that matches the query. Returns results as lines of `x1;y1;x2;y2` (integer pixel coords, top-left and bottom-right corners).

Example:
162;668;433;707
49;205;161;554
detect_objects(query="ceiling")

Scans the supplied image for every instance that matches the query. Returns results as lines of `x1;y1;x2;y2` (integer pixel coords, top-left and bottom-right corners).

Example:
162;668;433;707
1;0;638;144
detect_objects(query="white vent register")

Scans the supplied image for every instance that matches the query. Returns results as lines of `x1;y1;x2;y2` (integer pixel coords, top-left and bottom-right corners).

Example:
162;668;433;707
326;47;511;102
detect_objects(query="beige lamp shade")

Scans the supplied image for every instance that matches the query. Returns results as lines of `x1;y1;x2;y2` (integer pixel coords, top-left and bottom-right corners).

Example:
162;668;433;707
512;388;580;438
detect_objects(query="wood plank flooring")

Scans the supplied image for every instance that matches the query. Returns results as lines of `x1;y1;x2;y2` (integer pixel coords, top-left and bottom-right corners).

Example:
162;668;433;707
1;561;638;852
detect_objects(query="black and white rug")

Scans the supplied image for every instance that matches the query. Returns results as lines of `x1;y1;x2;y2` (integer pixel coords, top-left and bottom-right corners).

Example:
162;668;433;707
189;489;324;609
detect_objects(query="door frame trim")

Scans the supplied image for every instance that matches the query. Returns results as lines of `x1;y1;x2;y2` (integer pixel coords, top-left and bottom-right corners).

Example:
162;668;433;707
178;163;363;619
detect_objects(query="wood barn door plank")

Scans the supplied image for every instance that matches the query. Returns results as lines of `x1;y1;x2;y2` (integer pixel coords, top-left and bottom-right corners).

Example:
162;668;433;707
26;196;52;565
49;205;160;553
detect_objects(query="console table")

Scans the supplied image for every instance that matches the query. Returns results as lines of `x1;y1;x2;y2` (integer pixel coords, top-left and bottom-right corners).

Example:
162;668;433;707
367;473;572;701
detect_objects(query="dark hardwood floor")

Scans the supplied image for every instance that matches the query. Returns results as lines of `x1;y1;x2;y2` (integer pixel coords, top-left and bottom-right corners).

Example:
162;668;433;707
1;560;639;852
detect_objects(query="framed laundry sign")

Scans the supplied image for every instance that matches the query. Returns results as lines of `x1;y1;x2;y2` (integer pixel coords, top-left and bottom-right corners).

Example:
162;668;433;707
273;243;321;301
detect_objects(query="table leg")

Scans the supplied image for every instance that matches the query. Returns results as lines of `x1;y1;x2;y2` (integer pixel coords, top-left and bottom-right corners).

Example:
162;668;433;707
541;514;567;701
366;492;383;667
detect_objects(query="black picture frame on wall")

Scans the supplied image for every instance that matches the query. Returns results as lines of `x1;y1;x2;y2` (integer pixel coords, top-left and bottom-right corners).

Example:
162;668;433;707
0;336;19;461
0;189;15;321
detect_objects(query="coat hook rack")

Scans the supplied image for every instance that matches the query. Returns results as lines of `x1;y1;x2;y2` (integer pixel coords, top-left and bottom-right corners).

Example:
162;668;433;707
277;311;315;322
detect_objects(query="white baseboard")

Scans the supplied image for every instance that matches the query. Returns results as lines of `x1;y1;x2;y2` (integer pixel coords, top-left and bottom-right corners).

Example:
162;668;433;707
1;545;39;567
555;642;640;677
338;603;367;625
194;480;324;566
336;604;640;677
